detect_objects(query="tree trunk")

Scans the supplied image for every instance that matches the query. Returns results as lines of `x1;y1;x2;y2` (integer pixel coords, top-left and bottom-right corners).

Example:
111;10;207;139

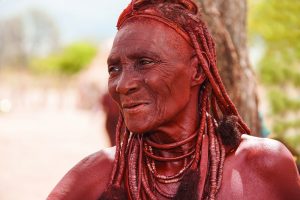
197;0;260;136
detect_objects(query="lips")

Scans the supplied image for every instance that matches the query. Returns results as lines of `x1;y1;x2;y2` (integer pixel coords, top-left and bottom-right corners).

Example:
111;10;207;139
122;102;149;113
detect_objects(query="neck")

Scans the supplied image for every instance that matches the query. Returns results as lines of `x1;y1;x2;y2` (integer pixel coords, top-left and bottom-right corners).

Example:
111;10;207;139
144;87;200;174
146;87;200;146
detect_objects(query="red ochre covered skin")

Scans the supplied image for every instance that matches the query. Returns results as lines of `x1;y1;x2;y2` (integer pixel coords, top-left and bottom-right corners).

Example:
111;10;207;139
47;1;300;199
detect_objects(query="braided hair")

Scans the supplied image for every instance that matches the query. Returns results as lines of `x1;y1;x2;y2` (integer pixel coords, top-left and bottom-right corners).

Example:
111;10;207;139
100;1;250;199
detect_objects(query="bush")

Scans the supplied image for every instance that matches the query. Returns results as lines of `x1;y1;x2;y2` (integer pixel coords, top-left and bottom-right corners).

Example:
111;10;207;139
30;42;97;76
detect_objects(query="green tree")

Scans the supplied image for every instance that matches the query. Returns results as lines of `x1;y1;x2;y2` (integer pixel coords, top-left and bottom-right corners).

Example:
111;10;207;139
30;42;97;76
248;0;300;159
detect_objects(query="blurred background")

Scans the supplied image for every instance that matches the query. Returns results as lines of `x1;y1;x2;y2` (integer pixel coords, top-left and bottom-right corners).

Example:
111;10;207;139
0;0;299;199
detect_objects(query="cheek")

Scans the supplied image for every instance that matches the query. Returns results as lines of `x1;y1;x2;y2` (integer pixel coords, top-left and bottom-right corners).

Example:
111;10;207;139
108;79;120;105
147;68;190;99
148;70;191;116
145;77;174;118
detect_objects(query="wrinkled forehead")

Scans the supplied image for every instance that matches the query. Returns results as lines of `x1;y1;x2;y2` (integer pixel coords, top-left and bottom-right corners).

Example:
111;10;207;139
110;18;193;57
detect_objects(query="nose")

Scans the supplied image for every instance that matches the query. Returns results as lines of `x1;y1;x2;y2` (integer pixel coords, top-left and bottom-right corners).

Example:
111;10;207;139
116;70;139;95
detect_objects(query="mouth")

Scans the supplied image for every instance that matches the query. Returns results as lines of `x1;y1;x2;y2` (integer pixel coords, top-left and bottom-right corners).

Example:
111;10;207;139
122;102;149;113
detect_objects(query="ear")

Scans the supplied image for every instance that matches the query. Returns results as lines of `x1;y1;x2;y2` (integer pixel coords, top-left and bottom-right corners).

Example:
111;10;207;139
190;55;206;87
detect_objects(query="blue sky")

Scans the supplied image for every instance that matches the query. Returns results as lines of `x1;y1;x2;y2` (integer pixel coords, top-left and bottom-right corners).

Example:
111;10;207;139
0;0;130;44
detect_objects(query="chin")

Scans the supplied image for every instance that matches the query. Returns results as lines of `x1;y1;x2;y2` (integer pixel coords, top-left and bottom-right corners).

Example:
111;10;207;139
125;123;147;134
124;119;154;134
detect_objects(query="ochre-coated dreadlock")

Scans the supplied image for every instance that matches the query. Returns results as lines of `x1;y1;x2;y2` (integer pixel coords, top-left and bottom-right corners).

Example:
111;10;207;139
99;0;251;199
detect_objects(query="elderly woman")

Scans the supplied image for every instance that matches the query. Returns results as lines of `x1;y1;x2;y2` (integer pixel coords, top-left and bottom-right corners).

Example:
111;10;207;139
48;0;300;199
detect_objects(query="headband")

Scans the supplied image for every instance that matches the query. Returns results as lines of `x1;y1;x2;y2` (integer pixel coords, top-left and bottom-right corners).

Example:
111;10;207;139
117;10;192;46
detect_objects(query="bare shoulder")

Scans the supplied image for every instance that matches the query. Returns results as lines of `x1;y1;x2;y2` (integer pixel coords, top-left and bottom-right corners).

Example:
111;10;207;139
219;135;300;200
227;134;300;199
237;134;298;173
47;147;116;200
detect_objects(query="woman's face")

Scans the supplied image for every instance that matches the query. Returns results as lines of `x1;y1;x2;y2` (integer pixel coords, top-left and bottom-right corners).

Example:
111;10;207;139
107;19;197;133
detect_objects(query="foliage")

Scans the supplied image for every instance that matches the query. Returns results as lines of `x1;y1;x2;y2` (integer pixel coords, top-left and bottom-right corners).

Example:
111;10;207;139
248;0;300;161
249;0;300;58
259;55;300;87
269;90;300;115
274;120;300;135
30;42;97;75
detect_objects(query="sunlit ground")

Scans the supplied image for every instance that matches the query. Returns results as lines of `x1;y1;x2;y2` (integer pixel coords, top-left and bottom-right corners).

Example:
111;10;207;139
0;70;110;200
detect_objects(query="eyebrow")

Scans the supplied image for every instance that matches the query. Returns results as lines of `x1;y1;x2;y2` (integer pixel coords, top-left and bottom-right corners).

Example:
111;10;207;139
128;49;161;60
107;55;119;65
107;49;162;65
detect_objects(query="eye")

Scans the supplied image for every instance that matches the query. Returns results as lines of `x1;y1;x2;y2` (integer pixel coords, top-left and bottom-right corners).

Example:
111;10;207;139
138;58;154;66
108;65;121;75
